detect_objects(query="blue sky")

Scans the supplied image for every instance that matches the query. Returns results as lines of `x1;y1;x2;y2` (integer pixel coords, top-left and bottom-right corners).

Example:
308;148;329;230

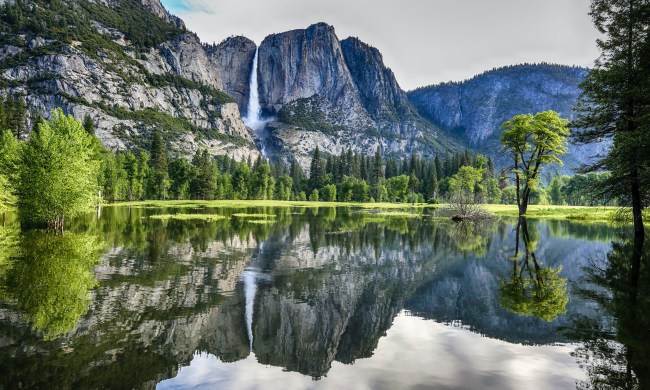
160;0;600;90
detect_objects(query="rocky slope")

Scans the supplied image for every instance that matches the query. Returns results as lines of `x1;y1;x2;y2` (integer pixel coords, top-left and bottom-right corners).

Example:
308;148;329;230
257;23;461;168
408;64;604;173
0;0;261;161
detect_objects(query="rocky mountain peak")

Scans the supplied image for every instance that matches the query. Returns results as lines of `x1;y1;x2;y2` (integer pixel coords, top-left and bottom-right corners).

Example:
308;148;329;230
138;0;186;28
257;22;362;114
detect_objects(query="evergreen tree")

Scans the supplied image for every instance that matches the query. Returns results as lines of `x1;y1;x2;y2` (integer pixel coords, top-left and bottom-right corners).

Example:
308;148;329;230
148;132;169;199
574;0;650;262
309;147;326;192
190;150;216;200
82;114;95;136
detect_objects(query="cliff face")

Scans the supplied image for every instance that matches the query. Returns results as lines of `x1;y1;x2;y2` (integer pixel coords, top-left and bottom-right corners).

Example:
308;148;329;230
0;0;261;161
408;65;604;172
256;23;460;168
258;23;363;116
207;36;257;115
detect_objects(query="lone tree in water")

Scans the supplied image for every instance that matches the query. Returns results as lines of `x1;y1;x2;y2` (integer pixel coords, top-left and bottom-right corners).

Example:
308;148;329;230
17;109;101;230
501;110;569;215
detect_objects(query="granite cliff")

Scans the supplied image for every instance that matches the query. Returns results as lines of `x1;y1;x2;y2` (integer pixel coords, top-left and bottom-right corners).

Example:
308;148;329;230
257;23;460;168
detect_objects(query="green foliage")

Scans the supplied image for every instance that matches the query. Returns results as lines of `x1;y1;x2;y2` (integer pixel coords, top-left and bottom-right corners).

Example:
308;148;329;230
385;175;410;203
499;265;569;322
501;110;569;214
78;0;186;49
499;219;569;322
190;150;216;200
309;189;320;202
0;130;21;212
17;109;101;229
1;231;101;339
321;184;337;202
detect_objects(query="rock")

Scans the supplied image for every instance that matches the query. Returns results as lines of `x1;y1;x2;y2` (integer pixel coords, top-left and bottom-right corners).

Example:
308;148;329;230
159;32;223;90
207;36;257;115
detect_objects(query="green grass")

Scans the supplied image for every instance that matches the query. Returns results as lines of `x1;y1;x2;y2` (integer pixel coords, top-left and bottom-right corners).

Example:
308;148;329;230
245;219;277;225
363;211;423;218
231;213;276;219
106;199;431;209
480;204;618;222
148;214;227;222
105;200;631;223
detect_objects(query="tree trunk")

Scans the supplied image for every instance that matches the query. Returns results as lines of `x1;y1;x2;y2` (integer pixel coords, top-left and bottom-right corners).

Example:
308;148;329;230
622;167;644;299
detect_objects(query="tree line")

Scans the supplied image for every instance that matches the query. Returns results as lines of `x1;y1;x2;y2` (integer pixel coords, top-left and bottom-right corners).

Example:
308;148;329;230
0;106;617;230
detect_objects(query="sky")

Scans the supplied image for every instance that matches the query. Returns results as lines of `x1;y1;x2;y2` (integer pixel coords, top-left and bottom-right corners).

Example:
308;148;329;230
160;0;601;90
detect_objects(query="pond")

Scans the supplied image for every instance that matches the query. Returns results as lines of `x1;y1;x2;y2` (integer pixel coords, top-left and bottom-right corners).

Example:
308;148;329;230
0;204;647;389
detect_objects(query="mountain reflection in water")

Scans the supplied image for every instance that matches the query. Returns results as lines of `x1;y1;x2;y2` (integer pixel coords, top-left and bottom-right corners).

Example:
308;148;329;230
0;205;627;389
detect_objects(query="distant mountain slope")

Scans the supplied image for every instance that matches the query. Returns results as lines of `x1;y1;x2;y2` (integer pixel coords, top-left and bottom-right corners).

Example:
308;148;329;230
408;64;604;173
0;0;260;160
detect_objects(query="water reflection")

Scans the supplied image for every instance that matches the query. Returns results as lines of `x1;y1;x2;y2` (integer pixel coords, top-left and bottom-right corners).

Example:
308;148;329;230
569;232;650;389
0;231;100;339
499;218;569;322
0;206;621;388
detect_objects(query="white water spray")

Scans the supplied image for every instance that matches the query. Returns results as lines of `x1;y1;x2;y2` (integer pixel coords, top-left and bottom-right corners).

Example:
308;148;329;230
242;268;259;351
243;48;271;157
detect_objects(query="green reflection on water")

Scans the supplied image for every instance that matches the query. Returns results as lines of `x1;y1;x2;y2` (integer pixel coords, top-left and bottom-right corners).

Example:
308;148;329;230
0;205;625;388
499;218;569;322
1;231;101;339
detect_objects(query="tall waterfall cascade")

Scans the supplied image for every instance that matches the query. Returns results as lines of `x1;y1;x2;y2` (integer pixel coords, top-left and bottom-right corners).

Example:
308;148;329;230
243;48;271;157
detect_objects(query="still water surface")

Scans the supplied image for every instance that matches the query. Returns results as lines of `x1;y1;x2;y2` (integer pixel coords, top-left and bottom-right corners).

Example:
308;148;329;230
0;205;644;389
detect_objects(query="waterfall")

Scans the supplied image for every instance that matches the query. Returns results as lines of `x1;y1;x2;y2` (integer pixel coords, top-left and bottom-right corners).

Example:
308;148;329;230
243;48;270;157
242;268;258;351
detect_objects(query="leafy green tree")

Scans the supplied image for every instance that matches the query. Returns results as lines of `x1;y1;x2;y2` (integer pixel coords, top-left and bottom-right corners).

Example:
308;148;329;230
484;178;502;204
17;109;101;230
252;157;272;200
309;189;319;202
123;151;149;201
99;153;128;202
275;175;293;201
501;186;517;204
232;161;251;200
321;184;337;202
0;131;21;212
386;175;410;202
82;114;95;136
549;176;565;205
501;110;569;215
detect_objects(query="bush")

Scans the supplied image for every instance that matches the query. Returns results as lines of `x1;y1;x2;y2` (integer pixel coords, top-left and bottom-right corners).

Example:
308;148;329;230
309;189;319;202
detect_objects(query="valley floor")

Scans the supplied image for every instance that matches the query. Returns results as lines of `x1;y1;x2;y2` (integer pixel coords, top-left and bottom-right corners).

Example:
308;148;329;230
104;200;621;222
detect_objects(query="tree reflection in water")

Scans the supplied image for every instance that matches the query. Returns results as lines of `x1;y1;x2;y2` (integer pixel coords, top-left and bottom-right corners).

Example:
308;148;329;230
569;232;650;389
0;231;101;339
499;218;569;322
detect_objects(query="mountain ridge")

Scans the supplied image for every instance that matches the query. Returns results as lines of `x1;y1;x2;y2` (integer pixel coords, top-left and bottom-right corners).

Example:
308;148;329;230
0;0;600;173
